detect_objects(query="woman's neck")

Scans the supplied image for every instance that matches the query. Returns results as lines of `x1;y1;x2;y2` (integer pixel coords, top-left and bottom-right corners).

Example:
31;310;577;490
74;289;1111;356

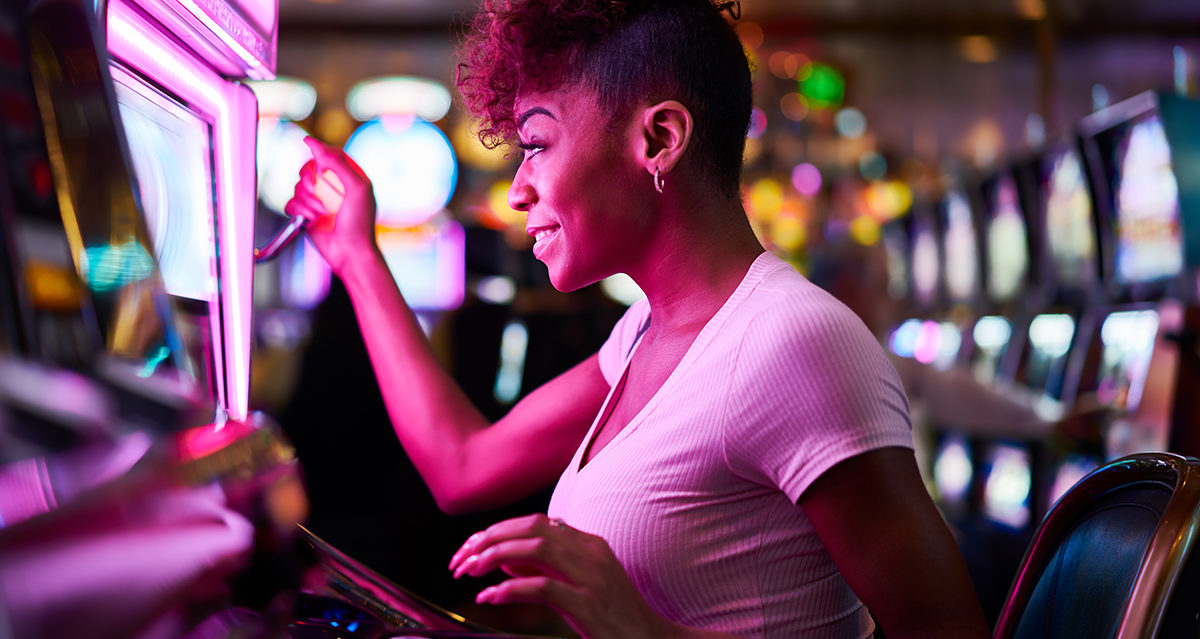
628;197;765;337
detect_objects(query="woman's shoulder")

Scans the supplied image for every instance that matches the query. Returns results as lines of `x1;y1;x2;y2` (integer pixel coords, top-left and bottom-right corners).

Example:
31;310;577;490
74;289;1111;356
738;259;872;343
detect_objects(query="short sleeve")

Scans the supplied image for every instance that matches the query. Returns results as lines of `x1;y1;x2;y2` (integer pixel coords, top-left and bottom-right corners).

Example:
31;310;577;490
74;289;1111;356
721;292;913;503
597;298;652;385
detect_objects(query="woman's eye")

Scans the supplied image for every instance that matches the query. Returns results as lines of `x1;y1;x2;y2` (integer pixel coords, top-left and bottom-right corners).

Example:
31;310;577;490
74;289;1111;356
518;142;544;160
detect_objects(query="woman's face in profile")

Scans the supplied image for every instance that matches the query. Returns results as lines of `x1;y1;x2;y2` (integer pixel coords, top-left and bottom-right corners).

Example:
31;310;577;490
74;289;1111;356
508;85;657;292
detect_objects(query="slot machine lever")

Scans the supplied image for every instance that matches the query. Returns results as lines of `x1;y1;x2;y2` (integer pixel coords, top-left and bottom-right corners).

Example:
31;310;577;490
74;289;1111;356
253;215;307;264
253;166;344;264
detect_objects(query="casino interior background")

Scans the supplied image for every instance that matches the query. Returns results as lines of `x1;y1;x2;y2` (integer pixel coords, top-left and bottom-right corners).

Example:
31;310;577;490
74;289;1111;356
4;0;1200;636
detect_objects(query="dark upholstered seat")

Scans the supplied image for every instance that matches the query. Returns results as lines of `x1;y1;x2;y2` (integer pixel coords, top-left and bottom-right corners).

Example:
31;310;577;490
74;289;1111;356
994;453;1200;639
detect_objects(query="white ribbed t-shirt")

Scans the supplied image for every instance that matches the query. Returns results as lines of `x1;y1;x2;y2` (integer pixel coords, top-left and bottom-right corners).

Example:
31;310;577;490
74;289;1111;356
547;251;913;638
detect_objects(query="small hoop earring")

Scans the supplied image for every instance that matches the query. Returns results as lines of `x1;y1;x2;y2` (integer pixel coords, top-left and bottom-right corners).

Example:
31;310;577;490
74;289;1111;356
654;167;665;194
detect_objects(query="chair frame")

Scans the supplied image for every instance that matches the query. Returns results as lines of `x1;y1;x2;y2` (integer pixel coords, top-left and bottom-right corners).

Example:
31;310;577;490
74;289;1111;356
993;452;1200;639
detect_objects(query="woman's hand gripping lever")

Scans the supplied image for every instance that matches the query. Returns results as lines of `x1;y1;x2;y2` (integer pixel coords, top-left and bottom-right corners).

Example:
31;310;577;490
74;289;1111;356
258;137;373;267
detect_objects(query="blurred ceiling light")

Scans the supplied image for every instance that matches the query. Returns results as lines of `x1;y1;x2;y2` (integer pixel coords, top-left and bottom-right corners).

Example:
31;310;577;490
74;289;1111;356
961;36;998;64
247;77;316;121
347;76;452;122
1014;0;1046;20
736;21;763;50
964;118;1005;167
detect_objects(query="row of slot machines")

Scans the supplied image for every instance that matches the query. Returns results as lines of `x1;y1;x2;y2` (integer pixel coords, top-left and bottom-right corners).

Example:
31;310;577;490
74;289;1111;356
882;90;1200;543
0;0;551;637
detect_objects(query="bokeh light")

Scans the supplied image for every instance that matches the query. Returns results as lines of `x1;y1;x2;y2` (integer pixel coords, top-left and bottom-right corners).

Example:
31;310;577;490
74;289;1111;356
344;117;458;227
256;119;313;216
487;179;526;229
747;107;767;138
858;151;887;181
769;51;807;79
798;62;844;109
735;21;763;49
746;178;785;224
452;118;511;172
346;76;452;122
780;93;809;121
835;107;866;138
791;163;822;196
246;77;316;121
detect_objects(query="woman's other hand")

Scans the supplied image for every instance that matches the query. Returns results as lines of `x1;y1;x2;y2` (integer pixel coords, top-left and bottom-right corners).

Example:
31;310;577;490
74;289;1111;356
448;514;680;639
284;136;379;275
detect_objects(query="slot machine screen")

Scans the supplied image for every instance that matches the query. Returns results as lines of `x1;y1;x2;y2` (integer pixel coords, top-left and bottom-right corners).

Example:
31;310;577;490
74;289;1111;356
109;63;220;396
376;219;465;312
910;212;940;308
1048;455;1100;509
1095;309;1159;412
982;443;1032;529
1111;114;1183;285
881;221;908;301
970;314;1012;385
984;174;1029;303
1040;148;1099;291
941;190;978;304
933;433;973;518
111;65;218;303
1023;313;1075;402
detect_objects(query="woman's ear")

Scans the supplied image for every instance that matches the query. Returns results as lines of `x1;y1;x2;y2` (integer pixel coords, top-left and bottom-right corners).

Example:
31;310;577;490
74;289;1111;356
640;100;693;178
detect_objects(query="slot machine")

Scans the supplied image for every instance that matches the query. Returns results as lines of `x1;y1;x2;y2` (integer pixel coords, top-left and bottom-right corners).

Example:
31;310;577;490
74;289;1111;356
1074;90;1200;465
2;3;554;637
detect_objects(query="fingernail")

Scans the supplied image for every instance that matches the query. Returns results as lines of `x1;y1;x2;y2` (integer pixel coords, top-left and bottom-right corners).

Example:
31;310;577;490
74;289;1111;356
476;586;497;604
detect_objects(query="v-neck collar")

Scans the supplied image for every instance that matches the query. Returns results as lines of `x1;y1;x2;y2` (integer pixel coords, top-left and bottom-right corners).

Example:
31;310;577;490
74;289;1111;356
573;251;776;472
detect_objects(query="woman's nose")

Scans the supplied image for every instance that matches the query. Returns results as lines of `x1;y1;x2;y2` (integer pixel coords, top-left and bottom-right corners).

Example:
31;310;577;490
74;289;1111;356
508;176;536;212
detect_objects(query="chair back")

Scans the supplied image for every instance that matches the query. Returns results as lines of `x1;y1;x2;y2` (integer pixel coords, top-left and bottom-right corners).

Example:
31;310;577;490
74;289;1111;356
993;452;1200;639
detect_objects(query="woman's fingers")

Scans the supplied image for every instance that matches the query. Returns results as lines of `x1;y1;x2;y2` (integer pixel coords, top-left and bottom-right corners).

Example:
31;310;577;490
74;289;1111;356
475;574;582;610
284;196;325;222
452;536;572;583
449;514;561;572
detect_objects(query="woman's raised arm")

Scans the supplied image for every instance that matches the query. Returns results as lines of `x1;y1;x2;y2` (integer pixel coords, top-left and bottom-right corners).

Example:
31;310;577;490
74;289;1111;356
285;137;609;514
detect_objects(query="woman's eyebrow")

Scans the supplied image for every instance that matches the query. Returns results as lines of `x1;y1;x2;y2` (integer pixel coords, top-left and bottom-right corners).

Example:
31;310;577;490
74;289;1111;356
517;106;555;128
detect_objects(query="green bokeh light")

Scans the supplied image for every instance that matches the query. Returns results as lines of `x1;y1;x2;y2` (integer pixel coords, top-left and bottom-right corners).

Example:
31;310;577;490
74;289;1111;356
798;63;845;110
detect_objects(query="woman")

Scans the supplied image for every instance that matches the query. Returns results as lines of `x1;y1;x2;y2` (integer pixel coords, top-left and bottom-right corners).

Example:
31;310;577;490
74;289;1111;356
285;1;991;637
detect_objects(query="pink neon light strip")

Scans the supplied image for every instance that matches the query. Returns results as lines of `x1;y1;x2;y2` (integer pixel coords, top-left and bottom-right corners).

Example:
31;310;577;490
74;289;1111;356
108;0;255;421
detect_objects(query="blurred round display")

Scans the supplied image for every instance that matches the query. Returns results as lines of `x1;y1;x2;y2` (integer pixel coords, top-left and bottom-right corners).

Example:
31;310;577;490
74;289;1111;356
986;175;1029;302
942;190;978;302
344;117;458;228
246;77;316;121
347;76;451;122
1114;115;1183;284
1043;149;1097;288
257;119;313;215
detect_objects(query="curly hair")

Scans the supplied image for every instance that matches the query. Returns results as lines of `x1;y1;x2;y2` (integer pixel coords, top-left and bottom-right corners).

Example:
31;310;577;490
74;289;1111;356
456;0;752;199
